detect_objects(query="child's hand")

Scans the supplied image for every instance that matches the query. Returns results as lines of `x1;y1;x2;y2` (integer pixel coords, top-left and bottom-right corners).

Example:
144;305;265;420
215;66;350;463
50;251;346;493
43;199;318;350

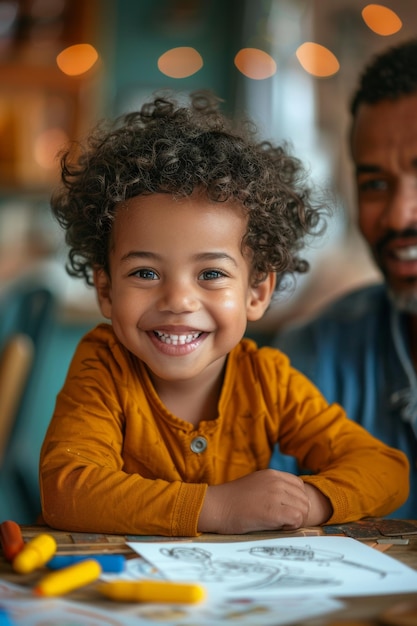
198;469;331;534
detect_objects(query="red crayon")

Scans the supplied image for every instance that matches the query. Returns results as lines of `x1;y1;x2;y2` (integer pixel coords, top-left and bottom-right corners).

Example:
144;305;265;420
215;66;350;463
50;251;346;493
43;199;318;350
0;520;25;561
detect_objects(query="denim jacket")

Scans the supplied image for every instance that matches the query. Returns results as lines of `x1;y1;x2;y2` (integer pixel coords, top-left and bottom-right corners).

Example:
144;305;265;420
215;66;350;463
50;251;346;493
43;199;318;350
272;283;417;520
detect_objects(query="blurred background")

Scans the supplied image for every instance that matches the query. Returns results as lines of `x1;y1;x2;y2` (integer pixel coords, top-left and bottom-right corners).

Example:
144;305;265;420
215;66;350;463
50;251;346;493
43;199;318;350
0;0;415;522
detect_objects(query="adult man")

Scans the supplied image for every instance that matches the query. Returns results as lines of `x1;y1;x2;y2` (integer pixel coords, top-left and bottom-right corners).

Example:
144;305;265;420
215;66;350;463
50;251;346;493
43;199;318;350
272;39;417;520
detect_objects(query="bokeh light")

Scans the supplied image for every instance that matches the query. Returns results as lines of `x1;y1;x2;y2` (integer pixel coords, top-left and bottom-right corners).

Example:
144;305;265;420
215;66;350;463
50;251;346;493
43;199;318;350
361;4;402;35
296;42;340;78
158;47;203;78
56;43;99;76
234;48;277;80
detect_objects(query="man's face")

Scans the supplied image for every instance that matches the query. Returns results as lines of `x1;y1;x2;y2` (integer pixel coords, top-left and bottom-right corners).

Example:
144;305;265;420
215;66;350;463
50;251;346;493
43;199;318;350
351;93;417;312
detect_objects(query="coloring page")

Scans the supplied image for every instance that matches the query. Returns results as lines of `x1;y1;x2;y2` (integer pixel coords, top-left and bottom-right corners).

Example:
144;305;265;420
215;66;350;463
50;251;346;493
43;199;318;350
129;536;417;598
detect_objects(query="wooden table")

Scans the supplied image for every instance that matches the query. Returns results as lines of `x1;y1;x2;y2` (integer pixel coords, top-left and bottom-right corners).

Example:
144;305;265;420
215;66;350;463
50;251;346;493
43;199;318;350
1;524;417;625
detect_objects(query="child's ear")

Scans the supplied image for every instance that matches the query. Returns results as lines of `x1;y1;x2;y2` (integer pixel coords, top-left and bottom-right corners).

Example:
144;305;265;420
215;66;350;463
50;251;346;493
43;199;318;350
93;267;113;320
246;272;276;321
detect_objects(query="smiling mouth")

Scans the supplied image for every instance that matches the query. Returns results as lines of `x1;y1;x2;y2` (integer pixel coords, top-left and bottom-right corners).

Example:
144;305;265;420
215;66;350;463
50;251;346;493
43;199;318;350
394;246;417;261
154;330;202;345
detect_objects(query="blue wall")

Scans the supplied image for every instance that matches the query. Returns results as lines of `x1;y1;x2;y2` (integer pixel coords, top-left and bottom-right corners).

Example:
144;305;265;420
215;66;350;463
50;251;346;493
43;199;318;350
108;0;243;115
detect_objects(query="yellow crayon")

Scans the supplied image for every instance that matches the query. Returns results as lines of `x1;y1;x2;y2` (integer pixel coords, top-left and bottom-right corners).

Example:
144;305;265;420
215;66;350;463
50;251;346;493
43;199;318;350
13;534;57;574
34;559;102;597
97;580;206;604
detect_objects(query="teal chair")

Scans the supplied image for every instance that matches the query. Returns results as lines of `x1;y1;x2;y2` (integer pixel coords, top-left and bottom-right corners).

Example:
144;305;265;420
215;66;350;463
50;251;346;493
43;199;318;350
0;284;55;522
0;281;96;523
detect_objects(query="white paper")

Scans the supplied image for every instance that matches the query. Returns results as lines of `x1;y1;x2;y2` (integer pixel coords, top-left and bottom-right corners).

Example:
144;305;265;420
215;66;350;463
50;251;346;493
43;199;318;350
100;555;165;582
129;536;417;598
0;580;343;625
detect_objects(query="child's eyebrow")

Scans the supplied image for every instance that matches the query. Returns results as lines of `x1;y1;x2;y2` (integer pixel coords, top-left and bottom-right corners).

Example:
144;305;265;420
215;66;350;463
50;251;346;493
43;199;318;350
121;251;159;263
120;251;238;266
194;252;238;266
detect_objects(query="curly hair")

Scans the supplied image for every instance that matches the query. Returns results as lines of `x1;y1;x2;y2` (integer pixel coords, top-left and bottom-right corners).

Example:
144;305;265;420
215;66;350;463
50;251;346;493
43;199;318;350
51;90;326;289
350;38;417;115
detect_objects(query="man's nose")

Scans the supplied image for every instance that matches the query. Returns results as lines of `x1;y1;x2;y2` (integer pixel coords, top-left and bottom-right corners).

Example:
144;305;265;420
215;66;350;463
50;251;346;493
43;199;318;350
381;177;417;231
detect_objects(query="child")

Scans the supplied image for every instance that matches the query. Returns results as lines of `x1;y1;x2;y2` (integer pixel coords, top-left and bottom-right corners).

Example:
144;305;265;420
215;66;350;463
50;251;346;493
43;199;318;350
40;91;408;536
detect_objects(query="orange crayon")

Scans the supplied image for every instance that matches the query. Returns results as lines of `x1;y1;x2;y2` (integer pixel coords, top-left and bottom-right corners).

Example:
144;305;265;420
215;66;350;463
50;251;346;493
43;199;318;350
0;520;25;561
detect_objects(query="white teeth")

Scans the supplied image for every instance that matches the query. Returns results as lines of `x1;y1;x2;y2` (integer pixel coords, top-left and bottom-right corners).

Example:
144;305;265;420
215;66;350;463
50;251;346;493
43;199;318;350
395;246;417;261
154;331;201;345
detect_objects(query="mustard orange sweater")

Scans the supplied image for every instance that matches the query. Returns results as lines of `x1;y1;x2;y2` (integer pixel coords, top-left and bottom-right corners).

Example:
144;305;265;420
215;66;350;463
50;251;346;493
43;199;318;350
39;324;408;535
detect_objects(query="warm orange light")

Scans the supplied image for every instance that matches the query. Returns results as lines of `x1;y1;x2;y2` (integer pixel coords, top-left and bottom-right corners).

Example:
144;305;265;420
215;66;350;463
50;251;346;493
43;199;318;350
158;47;203;78
361;4;402;36
56;44;99;76
296;42;340;78
234;48;276;80
34;128;68;170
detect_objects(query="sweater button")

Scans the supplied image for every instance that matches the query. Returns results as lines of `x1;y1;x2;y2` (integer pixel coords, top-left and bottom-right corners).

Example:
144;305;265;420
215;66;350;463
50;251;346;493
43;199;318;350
190;436;207;453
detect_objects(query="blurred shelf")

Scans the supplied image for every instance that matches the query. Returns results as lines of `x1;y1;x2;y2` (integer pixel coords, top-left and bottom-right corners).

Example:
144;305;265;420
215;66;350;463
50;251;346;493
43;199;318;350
0;0;102;194
0;62;88;92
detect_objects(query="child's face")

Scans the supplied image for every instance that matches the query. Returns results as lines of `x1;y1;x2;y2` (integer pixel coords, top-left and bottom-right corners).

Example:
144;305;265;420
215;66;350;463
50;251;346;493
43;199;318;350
94;192;274;386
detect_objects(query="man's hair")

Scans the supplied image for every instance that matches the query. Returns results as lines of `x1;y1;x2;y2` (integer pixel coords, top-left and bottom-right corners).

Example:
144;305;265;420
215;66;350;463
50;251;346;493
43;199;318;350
350;38;417;115
52;90;326;289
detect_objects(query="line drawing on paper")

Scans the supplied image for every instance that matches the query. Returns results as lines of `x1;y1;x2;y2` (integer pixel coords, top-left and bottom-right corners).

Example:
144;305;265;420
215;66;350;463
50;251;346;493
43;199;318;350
239;545;388;578
159;546;339;591
131;536;417;599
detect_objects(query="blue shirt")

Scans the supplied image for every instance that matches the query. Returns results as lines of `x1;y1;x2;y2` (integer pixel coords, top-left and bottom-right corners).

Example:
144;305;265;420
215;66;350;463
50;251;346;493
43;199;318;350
272;283;417;520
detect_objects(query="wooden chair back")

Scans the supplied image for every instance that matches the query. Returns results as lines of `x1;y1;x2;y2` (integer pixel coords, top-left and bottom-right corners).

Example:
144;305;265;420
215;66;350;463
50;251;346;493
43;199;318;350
0;333;34;465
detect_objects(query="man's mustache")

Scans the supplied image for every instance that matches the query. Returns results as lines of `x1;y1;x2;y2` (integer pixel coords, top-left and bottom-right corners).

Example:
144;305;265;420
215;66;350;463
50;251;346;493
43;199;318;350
375;228;417;257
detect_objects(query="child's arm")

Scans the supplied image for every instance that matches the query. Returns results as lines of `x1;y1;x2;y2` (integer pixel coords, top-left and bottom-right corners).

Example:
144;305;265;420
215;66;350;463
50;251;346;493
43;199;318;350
198;470;332;534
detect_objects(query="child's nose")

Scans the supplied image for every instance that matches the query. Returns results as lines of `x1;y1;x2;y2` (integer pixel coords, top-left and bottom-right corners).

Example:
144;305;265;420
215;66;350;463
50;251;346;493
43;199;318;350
158;280;200;314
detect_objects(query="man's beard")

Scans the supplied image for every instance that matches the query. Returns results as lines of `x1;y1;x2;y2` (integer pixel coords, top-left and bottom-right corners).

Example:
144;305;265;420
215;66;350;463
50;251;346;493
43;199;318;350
388;286;417;314
375;228;417;314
